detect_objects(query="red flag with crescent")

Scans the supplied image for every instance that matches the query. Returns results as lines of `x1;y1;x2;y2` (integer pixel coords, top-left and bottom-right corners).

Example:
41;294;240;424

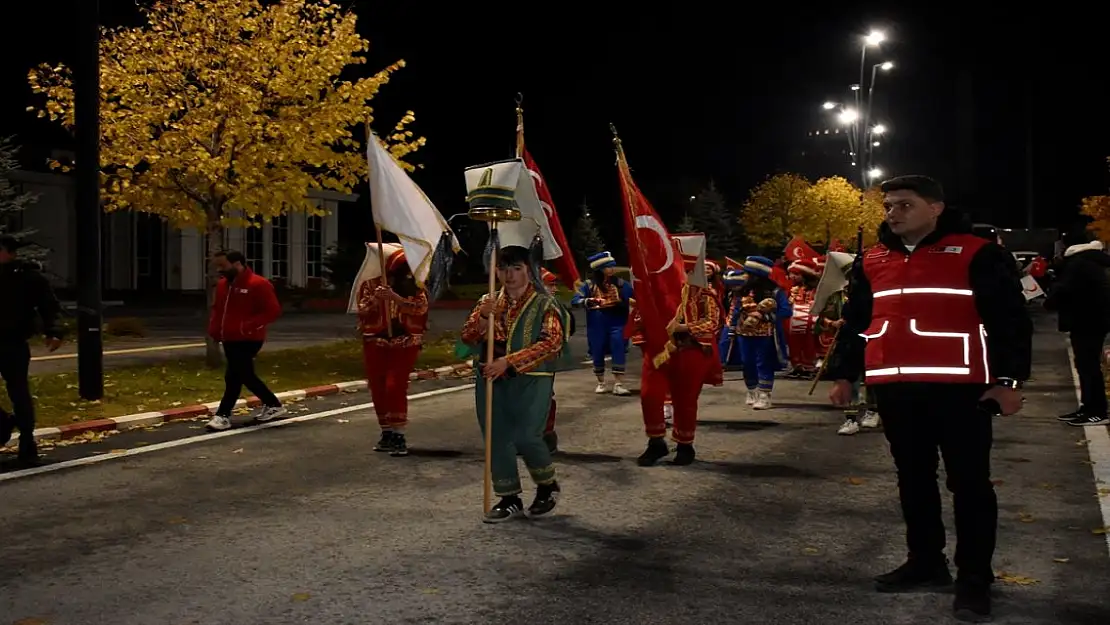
724;256;743;272
615;137;686;367
522;146;580;289
784;236;819;262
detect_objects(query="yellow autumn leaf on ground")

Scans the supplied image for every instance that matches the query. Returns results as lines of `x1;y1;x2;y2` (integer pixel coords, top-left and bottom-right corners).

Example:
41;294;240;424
13;618;49;625
995;572;1039;585
802;547;819;555
1018;512;1035;523
1092;526;1109;535
847;477;865;485
291;592;311;602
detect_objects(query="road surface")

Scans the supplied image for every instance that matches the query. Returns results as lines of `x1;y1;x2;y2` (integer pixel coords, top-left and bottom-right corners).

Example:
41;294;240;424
1;314;1107;624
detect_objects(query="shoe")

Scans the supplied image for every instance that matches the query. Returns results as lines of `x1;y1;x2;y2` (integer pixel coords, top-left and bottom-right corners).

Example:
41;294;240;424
753;390;772;410
594;382;608;394
17;439;40;468
953;577;992;622
483;496;525;524
612;382;630;396
838;419;860;436
389;433;409;457
255;405;286;423
637;437;669;466
1057;409;1084;422
374;431;397;452
859;411;881;428
745;390;757;406
0;407;12;447
528;482;560;516
543;431;558;454
672;442;696;465
874;559;953;593
1067;413;1109;427
205;415;233;431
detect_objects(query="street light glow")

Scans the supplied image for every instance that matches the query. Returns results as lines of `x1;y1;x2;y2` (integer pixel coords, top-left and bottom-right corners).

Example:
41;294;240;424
880;61;894;70
872;141;881;147
822;101;837;110
838;108;859;124
872;124;887;135
868;168;883;178
865;30;885;46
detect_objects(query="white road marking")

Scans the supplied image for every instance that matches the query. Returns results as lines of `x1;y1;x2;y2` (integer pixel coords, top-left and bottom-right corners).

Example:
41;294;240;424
0;384;474;483
1065;343;1110;556
32;342;207;361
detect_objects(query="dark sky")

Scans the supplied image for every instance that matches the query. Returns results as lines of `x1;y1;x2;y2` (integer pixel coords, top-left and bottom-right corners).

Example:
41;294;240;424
2;3;1106;244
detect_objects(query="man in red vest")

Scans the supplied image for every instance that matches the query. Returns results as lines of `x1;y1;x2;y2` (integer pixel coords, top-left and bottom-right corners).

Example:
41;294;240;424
826;175;1031;623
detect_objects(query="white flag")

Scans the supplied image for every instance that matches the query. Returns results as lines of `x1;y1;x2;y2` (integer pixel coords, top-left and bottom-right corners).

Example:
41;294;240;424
672;233;707;288
367;135;459;286
1021;274;1045;300
463;159;562;259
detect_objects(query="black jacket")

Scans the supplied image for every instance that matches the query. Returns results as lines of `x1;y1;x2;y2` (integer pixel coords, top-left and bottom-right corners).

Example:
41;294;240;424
0;260;63;342
826;209;1033;382
1043;241;1110;333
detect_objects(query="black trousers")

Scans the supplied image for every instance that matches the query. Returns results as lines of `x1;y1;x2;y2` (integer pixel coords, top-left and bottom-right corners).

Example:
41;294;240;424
1069;329;1107;416
216;341;280;416
0;339;34;451
872;383;997;580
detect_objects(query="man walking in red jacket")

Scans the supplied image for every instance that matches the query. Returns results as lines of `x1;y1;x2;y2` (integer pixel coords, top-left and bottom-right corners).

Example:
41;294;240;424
205;250;285;431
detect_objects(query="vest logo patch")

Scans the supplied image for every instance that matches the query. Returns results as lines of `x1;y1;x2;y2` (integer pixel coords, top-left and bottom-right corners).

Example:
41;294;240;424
928;245;963;254
866;248;890;259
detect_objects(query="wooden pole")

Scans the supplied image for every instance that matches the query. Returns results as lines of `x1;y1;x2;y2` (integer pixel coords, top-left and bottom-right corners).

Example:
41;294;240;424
375;225;392;338
482;224;499;513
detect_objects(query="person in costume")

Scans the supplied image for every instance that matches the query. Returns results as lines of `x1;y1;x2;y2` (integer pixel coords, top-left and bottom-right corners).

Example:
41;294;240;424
460;245;575;523
705;259;726;325
785;257;821;378
634;255;723;466
571;251;633;395
821;280;881;435
539;268;572;453
736;256;792;409
717;269;747;368
356;245;429;457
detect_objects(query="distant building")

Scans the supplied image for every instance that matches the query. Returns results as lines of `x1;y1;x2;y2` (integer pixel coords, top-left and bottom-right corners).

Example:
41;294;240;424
7;168;352;293
791;127;857;182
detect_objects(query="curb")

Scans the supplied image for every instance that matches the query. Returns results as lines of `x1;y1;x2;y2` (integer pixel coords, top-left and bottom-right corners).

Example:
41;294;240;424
10;362;475;446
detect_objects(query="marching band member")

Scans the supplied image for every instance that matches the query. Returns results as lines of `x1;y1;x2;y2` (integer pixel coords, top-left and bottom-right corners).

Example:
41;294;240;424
736;256;793;409
460;245;575;523
539;268;571;453
718;269;747;368
572;251;633;395
785;257;821;378
356;245;429;457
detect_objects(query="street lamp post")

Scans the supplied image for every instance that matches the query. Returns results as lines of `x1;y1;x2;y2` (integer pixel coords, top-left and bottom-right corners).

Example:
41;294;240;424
864;61;893;173
857;30;884;187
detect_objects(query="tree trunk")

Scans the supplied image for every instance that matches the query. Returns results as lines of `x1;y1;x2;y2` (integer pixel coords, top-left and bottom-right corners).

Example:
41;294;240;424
204;209;224;369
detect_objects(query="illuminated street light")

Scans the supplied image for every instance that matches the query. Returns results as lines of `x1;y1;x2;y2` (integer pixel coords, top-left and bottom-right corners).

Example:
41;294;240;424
838;108;859;124
865;30;885;46
850;84;860;91
872;141;881;147
868;167;883;179
872;124;887;135
822;101;837;110
880;61;894;71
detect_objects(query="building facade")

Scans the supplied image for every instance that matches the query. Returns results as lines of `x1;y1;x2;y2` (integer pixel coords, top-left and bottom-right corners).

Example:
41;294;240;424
9;169;352;293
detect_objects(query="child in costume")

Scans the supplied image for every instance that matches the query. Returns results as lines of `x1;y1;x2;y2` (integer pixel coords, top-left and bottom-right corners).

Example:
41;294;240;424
718;269;747;368
736;256;792;410
572;251;633;395
785;257;821;379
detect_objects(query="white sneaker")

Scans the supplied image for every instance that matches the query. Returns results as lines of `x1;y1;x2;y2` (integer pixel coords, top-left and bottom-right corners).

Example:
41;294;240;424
612;383;630;396
595;382;608;394
206;415;232;431
746;390;757;406
753;390;772;410
256;406;287;423
663;403;674;426
859;410;880;428
837;418;860;435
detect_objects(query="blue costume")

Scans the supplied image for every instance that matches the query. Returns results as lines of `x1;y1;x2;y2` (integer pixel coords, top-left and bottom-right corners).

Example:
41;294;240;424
572;251;633;379
735;256;792;400
718;270;747;367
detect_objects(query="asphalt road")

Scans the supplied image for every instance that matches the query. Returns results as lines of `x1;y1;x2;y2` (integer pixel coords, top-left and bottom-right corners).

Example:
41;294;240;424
1;315;1108;624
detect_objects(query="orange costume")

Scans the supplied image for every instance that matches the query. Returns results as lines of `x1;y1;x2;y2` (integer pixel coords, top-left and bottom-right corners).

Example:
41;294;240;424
356;249;429;443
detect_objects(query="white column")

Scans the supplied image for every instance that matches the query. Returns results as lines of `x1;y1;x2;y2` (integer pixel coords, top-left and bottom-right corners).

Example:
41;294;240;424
290;211;306;287
179;228;205;291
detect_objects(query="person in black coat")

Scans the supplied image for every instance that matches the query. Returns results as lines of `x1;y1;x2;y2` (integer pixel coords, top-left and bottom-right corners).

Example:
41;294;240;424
1043;228;1110;426
0;235;64;466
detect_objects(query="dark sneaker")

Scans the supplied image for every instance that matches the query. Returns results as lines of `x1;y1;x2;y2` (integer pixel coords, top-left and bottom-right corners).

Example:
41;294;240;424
543;431;559;454
672;442;696;466
483;496;525;524
529;482;560;517
1068;414;1109;427
0;407;12;447
874;559;953;593
1057;410;1084;422
389;433;409;457
637;437;669;466
374;431;397;452
953;578;992;622
16;440;40;469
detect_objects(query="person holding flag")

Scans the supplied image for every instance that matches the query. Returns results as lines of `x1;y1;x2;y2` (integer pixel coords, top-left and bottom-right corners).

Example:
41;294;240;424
572;251;634;395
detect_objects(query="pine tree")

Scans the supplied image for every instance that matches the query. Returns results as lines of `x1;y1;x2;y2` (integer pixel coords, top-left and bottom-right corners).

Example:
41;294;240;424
675;212;695;232
572;202;606;272
0;137;44;262
689;180;743;258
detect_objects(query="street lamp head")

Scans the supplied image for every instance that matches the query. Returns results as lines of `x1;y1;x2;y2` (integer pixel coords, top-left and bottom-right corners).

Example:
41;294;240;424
872;123;887;135
822;101;837;110
872;141;881;147
850;84;861;91
868;167;884;179
865;30;885;46
838;108;859;125
880;61;894;71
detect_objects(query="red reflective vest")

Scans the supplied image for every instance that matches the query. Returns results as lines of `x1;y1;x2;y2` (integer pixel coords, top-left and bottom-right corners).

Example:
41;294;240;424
861;233;993;385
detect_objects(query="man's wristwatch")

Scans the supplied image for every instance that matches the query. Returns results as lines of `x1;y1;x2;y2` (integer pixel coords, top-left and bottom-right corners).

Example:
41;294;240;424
995;377;1023;390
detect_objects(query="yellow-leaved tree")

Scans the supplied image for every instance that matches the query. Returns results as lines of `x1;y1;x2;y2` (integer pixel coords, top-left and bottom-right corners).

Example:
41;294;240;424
1080;195;1110;241
810;176;863;244
859;187;885;246
28;0;424;366
740;173;818;247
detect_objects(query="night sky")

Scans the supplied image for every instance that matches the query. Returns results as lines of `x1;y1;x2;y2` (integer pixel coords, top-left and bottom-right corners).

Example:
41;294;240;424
2;3;1106;247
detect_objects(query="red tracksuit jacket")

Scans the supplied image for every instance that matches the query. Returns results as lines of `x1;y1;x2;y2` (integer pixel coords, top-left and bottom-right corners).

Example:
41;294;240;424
207;268;282;343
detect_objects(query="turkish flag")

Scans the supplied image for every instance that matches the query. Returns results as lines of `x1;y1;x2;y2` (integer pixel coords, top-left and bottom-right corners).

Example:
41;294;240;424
616;147;686;367
784;236;819;262
1028;256;1047;278
724;256;743;272
770;265;793;290
522;146;580;289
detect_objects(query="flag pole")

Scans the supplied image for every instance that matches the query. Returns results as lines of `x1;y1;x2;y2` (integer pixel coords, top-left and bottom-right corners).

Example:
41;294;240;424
366;123;392;338
807;224;864;396
515;92;524;159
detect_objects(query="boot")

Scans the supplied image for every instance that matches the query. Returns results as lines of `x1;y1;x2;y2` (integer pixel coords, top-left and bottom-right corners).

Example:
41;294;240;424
637;436;669;466
874;558;953;593
672;442;696;465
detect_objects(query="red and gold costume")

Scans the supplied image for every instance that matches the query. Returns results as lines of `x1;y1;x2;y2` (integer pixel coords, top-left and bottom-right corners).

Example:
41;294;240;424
785;258;821;372
632;285;722;444
357;250;429;431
